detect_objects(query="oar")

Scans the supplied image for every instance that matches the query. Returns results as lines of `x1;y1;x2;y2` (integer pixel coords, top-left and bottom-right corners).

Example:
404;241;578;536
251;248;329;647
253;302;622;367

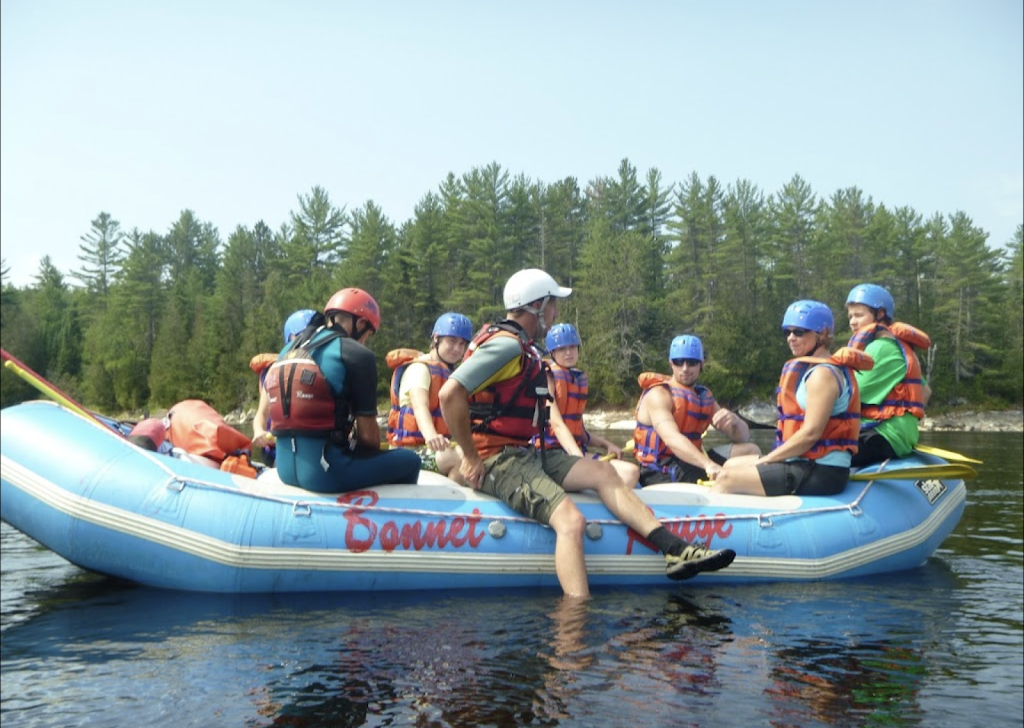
850;463;978;482
1;347;126;437
914;443;983;465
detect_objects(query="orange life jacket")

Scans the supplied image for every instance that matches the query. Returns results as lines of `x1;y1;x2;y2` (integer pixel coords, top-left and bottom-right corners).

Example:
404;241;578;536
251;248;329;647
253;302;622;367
774;347;873;459
249;352;277;381
250;351;279;462
534;362;589;451
632;372;716;468
386;348;451;447
167;399;252;464
847;322;929;424
466;322;548;458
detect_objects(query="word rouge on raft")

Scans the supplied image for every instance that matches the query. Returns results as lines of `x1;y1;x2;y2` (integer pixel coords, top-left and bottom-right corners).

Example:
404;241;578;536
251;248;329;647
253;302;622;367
337;491;733;554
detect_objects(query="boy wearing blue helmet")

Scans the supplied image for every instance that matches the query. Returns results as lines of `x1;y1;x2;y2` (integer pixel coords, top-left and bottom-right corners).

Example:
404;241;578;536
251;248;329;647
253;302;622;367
845;284;932;466
713;301;874;496
537;323;640;488
251;309;317;464
386;312;473;475
634;334;760;485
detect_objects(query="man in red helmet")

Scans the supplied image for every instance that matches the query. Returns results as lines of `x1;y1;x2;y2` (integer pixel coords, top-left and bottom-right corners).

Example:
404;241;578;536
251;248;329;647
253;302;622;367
265;288;422;492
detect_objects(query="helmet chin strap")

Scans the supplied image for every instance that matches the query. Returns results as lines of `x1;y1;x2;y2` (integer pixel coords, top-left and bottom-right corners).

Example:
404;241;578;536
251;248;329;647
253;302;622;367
522;296;551;337
434;337;459;369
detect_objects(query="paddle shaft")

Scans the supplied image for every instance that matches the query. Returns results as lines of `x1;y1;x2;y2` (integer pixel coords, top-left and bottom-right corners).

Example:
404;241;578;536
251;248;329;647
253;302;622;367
1;347;125;436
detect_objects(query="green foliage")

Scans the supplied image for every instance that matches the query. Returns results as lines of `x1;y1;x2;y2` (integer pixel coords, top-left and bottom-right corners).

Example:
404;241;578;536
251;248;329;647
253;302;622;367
1;163;1020;417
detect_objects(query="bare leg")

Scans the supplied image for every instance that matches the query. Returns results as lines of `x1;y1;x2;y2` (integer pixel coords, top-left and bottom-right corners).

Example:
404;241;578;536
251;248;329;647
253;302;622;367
435;446;462;477
610;459;641;488
729;442;762;458
712;462;768;495
562;459;662;537
547;499;590;597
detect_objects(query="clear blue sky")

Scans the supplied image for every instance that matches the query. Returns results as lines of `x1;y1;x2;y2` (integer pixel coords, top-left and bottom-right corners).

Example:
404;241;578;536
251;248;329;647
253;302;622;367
2;0;1021;288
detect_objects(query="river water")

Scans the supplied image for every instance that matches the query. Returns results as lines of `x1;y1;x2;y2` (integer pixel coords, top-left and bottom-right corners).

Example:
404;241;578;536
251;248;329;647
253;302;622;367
1;431;1021;728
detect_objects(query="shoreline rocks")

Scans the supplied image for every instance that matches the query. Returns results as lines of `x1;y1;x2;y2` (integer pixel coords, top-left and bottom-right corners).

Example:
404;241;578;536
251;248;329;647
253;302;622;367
583;406;1024;433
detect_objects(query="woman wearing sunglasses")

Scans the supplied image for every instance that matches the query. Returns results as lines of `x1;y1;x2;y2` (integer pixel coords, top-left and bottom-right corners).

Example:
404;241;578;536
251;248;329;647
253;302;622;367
712;301;873;497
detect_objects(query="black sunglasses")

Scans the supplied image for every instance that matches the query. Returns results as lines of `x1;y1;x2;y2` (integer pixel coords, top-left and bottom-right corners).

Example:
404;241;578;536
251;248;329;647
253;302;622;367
671;358;702;367
783;328;812;337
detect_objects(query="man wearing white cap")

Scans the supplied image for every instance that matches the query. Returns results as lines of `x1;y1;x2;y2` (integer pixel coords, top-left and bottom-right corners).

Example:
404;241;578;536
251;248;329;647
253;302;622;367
440;268;736;598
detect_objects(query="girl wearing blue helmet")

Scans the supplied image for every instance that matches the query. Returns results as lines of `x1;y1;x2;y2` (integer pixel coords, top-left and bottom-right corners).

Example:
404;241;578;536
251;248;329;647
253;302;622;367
536;323;641;489
386;312;473;475
713;301;873;497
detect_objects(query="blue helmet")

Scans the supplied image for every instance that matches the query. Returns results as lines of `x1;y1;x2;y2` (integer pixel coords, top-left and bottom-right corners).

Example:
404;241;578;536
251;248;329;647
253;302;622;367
432;312;473;342
669;335;704;362
846;283;894;319
283;309;316;344
546;323;582;352
782;300;833;333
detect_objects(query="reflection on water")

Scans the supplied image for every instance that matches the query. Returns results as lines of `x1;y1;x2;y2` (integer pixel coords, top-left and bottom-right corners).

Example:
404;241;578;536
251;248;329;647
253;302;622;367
2;432;1021;727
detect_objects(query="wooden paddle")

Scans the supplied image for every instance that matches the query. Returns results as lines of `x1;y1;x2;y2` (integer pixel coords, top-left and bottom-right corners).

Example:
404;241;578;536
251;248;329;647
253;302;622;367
1;347;126;437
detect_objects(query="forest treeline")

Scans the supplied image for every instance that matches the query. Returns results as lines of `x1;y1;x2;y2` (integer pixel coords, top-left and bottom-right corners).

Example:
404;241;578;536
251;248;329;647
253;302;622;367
1;159;1022;418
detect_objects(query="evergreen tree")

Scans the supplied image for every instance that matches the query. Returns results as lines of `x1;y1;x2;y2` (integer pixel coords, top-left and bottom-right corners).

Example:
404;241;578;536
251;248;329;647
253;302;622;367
73;211;125;303
83;229;166;410
928;212;1006;403
447;162;512;321
576;218;652;403
283;185;349;306
999;225;1024;403
539;177;587;287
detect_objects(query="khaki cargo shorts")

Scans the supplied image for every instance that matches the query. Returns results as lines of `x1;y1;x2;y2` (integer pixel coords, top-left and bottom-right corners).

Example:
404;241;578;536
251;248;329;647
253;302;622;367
480;447;578;525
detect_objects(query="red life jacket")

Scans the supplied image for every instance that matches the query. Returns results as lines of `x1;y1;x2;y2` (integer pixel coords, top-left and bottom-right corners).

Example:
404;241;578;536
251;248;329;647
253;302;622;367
774;347;873;459
632;373;716;468
265;329;350;439
386;348;451;447
847;322;929;424
466;322;548;458
534;362;589;451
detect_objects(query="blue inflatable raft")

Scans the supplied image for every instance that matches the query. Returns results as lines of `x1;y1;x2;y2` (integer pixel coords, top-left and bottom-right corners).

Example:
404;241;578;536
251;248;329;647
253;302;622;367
0;401;968;593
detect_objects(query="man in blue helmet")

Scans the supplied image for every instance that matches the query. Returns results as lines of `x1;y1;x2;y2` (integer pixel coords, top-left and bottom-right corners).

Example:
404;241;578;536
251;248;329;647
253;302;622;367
386;312;473;476
633;334;760;485
845;283;932;466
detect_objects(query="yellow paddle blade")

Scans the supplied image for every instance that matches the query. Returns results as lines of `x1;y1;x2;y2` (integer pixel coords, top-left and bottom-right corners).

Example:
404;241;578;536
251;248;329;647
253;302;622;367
914;443;983;464
851;463;978;481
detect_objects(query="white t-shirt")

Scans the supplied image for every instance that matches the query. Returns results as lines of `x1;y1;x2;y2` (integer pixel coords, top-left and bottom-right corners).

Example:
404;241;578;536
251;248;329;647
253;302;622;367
397;361;432;407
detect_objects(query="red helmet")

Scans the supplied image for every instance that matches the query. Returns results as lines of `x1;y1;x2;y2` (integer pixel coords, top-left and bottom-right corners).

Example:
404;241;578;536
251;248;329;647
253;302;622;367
324;288;381;332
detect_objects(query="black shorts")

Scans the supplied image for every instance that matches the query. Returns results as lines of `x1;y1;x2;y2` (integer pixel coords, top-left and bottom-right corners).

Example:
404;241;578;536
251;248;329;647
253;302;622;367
850;430;898;468
755;460;850;496
638;448;729;487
